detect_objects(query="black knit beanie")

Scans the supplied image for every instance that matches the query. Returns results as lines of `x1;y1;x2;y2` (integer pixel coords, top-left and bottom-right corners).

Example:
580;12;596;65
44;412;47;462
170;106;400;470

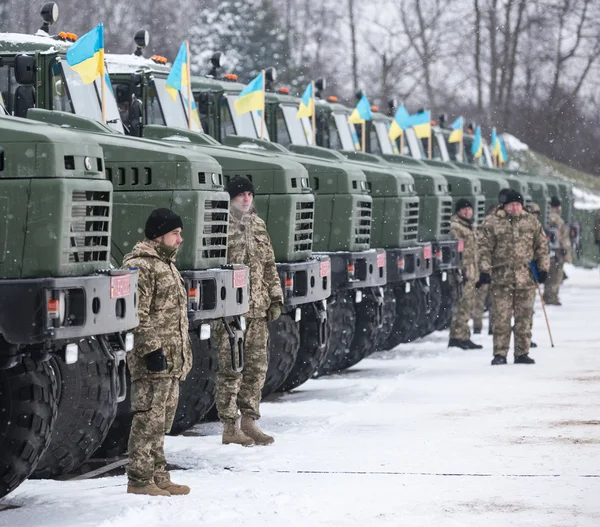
550;196;561;207
498;188;512;204
503;189;524;206
227;176;255;199
455;198;473;213
145;208;183;240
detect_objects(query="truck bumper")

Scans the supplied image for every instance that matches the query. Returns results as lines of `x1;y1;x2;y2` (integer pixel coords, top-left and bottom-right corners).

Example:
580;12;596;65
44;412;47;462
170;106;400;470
277;255;332;307
385;243;433;283
317;249;387;292
433;239;463;271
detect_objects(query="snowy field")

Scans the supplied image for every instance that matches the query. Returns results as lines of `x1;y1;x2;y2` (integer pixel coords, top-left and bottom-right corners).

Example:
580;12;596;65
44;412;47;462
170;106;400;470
2;264;599;527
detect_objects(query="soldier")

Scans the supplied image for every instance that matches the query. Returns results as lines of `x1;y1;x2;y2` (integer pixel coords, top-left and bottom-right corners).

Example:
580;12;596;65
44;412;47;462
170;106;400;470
478;189;550;365
528;202;541;221
448;199;482;349
543;197;572;305
123;208;192;496
215;176;284;446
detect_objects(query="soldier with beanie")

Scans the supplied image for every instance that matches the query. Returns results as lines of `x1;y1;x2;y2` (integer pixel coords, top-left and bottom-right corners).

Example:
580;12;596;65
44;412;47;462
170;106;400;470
448;198;483;350
214;176;283;446
123;208;192;496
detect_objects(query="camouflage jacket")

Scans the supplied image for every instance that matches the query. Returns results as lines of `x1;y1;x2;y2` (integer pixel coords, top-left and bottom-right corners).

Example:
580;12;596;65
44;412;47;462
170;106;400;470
548;210;572;264
123;240;192;381
228;208;283;318
450;214;478;282
478;208;550;289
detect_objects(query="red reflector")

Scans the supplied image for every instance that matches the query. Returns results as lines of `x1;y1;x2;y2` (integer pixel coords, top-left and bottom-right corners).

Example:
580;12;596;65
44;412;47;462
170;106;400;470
436;249;442;259
458;240;465;252
347;263;355;273
284;277;293;288
233;269;247;288
320;260;331;277
423;245;432;259
110;275;130;298
397;257;404;269
188;287;198;299
47;298;59;314
377;253;386;268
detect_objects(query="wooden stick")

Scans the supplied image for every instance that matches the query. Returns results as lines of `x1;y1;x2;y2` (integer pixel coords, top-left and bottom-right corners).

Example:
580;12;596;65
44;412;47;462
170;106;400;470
536;281;554;347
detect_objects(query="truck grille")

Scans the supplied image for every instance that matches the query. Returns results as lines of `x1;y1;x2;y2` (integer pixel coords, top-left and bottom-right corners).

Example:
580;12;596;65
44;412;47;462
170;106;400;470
294;200;314;252
440;198;452;236
476;198;486;224
65;190;111;263
200;199;228;259
355;200;372;245
402;199;419;241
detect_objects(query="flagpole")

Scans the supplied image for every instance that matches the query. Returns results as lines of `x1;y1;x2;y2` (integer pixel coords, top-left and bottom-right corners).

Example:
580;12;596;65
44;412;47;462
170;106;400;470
361;121;366;152
185;40;192;130
400;133;404;156
459;119;464;162
260;69;265;140
311;80;316;146
100;53;106;125
428;133;432;160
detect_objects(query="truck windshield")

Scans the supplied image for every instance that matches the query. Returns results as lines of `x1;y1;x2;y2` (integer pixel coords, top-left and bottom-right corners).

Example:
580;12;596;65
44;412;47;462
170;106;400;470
405;128;425;159
225;94;270;140
332;113;356;150
373;121;394;155
281;104;310;145
154;77;201;132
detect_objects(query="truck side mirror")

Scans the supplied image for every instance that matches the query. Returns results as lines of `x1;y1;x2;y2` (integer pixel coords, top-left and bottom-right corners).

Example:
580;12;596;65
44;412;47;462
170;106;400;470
130;98;143;137
14;54;36;85
14;86;35;118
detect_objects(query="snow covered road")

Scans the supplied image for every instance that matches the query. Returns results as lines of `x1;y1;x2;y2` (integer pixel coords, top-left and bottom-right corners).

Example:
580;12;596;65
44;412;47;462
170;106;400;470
2;265;599;526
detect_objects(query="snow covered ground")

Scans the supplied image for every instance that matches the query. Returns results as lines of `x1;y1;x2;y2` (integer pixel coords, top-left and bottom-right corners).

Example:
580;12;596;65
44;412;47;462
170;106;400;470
2;264;599;526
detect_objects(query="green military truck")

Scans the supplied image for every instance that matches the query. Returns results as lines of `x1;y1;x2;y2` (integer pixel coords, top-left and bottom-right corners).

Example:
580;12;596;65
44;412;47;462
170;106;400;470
0;114;138;497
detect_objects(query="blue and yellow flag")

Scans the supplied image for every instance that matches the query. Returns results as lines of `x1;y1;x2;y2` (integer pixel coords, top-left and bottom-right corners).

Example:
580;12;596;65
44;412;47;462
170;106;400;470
409;110;431;139
471;125;483;158
348;94;372;124
491;127;503;160
448;116;463;143
183;95;201;129
388;104;410;141
66;24;104;84
297;82;314;118
166;42;190;101
234;71;264;115
499;136;509;163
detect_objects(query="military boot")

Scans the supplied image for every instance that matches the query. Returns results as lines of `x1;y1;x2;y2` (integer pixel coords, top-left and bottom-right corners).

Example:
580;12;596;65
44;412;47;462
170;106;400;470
155;479;191;495
127;482;171;497
465;339;483;349
473;328;482;335
448;338;471;350
240;415;274;445
222;419;255;446
514;354;535;364
491;355;507;365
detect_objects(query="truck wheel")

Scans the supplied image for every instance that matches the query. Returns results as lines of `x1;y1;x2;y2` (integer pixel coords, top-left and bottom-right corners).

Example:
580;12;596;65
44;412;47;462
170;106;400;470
386;283;420;348
278;303;330;392
343;290;381;369
421;274;442;337
0;359;58;498
435;272;459;331
262;314;300;397
375;284;398;351
405;280;427;342
316;292;356;376
169;324;218;435
32;338;117;479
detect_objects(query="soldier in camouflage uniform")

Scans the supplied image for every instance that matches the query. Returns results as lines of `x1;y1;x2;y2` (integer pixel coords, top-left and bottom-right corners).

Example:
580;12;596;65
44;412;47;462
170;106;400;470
123;208;192;496
448;199;482;350
478;189;550;365
543;197;572;305
215;176;284;446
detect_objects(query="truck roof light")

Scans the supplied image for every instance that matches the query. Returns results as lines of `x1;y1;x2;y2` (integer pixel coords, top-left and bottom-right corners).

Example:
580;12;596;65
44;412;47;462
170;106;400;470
224;73;238;81
278;87;290;94
39;2;59;35
151;55;167;64
134;29;149;56
370;105;379;112
208;51;224;77
327;96;338;103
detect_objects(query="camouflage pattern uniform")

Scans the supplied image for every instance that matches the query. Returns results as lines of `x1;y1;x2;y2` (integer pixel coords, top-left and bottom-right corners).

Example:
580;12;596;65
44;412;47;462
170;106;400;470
215;207;283;422
543;210;572;304
122;240;191;487
449;214;478;339
478;209;550;358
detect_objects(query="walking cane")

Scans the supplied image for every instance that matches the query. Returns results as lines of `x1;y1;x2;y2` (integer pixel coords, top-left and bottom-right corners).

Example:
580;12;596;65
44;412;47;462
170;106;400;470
529;261;555;348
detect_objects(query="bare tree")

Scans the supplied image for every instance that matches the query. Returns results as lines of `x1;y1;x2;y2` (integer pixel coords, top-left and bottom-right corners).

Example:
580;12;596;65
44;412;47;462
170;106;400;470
348;0;359;93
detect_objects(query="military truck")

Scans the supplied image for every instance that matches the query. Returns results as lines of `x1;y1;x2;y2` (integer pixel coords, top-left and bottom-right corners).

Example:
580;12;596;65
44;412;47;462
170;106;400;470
0;114;138;497
0;18;249;456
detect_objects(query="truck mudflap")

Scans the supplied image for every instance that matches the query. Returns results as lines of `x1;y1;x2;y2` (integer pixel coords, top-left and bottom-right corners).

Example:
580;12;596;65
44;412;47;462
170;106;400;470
385;243;433;283
276;255;331;308
318;249;387;292
0;269;139;345
433;239;463;271
182;264;249;321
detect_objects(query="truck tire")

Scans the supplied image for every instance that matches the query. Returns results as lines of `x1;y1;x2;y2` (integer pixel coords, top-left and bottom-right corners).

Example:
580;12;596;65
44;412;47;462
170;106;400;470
316;292;356;376
95;375;132;459
375;284;398;351
435;272;459;331
405;280;428;342
343;290;381;369
32;338;117;479
169;324;218;435
0;359;58;498
278;303;330;392
262;314;300;397
421;274;442;337
386;283;420;348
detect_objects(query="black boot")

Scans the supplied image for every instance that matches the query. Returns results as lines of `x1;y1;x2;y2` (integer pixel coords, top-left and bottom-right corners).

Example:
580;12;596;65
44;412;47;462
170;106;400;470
514;354;535;364
530;341;537;348
448;338;471;350
466;339;483;349
491;355;507;365
488;325;493;335
473;328;482;335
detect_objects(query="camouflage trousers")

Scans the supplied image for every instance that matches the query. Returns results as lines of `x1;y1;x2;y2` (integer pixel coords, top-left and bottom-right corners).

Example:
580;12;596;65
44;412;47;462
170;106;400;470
127;376;179;486
215;317;269;422
472;283;493;332
490;286;535;357
543;258;564;304
450;279;475;340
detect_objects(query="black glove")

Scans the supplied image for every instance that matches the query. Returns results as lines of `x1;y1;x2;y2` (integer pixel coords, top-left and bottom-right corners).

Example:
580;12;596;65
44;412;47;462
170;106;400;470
560;248;567;257
538;270;548;284
475;273;492;289
146;348;168;372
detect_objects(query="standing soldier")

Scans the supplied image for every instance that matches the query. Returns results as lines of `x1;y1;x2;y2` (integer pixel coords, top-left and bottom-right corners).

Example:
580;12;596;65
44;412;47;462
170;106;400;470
215;176;284;446
448;199;483;350
123;208;192;496
543;197;572;305
478;189;550;365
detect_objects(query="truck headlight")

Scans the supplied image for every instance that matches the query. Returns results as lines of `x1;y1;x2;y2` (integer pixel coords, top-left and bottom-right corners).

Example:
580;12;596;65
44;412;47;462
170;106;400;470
63;343;79;365
200;323;211;340
125;332;134;352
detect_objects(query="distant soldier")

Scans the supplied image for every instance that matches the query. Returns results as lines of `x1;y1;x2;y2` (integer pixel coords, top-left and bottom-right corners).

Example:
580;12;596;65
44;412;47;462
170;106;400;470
478;189;550;365
543;197;572;305
528;202;541;221
448;199;482;350
215;176;284;446
123;208;192;496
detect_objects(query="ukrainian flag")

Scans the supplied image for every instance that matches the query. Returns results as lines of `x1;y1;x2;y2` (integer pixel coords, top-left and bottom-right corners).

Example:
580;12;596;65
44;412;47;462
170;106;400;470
65;24;104;84
183;95;201;129
409;110;431;139
348;94;372;124
166;42;190;101
491;127;502;159
297;82;314;118
499;136;509;163
448;116;463;143
471;125;483;158
234;71;264;115
388;104;410;141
